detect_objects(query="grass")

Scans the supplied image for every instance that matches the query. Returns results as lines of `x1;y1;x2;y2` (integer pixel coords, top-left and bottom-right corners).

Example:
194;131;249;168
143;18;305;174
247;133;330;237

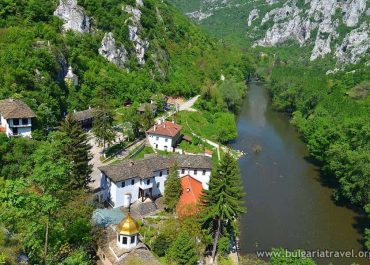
175;111;219;142
133;146;155;160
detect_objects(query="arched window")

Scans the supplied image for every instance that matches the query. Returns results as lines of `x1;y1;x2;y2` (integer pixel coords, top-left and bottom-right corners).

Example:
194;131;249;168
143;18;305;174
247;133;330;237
122;236;128;244
131;235;136;244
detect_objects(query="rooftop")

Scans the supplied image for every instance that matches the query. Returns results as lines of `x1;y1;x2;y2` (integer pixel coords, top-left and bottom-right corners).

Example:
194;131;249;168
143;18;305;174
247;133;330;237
0;99;36;119
177;175;203;217
146;121;182;137
71;108;95;122
99;154;212;183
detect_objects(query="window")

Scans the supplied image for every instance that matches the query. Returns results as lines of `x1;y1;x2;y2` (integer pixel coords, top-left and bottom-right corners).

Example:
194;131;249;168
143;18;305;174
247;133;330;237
131;179;135;185
167;169;169;174
165;138;168;142
181;169;185;174
159;171;163;176
22;118;28;125
122;237;127;244
146;179;150;185
131;236;135;244
203;170;206;175
13;119;19;125
156;136;159;140
121;181;125;188
157;183;160;189
194;170;197;175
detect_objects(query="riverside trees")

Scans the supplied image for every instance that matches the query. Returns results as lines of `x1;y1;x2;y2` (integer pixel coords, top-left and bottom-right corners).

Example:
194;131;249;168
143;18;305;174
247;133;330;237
200;152;245;263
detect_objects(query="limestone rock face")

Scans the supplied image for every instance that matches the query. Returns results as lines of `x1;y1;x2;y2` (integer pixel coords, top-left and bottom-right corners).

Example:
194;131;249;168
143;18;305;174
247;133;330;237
248;9;259;27
98;32;128;68
342;0;367;27
335;23;370;64
54;0;90;33
124;3;149;65
250;0;369;64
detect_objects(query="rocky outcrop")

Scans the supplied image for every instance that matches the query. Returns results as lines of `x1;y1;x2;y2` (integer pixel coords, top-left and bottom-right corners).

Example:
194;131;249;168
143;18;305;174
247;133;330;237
342;0;367;27
54;0;90;33
248;9;259;27
251;0;369;64
124;3;149;65
98;33;127;68
335;23;370;64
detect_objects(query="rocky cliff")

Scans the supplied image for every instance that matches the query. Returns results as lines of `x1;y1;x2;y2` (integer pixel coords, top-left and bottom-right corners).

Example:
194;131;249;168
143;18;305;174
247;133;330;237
172;0;370;65
54;0;91;33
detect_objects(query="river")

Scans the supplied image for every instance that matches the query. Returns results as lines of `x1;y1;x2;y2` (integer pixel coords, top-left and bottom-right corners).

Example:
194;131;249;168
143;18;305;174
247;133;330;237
233;81;368;265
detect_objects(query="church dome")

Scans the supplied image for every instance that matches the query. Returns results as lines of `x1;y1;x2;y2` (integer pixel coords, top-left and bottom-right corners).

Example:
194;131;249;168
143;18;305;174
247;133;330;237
116;213;139;235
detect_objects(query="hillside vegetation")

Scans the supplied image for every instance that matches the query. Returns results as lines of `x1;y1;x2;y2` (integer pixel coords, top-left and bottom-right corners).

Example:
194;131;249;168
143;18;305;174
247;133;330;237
0;0;252;138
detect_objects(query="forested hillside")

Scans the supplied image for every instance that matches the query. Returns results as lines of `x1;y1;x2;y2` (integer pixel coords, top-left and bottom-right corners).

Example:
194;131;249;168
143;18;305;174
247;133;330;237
0;1;253;264
0;0;251;138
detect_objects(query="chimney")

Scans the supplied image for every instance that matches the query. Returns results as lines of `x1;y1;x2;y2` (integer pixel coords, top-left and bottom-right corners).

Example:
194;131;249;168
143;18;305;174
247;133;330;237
154;125;156;131
74;109;76;113
89;105;91;110
172;120;175;124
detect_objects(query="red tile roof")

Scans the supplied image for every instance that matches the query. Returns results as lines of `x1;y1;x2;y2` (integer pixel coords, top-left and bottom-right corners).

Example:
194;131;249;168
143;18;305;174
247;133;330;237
176;175;203;217
146;121;182;138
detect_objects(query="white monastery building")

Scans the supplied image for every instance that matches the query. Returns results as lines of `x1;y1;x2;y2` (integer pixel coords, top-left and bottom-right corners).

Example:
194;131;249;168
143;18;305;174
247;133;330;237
0;99;36;138
98;154;212;208
146;120;182;152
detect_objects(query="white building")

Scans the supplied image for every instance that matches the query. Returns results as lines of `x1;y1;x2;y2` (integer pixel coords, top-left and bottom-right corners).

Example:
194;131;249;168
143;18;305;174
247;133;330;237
98;154;212;208
0;99;36;138
64;66;79;87
146;121;182;152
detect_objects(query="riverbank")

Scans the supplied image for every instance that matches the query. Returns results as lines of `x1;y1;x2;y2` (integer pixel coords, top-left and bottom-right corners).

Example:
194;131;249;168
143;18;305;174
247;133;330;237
234;81;367;265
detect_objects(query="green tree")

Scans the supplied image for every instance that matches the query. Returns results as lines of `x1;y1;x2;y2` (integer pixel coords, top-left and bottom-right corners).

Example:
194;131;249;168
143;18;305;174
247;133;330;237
164;163;182;212
92;108;116;150
60;248;90;265
166;232;198;265
200;152;245;263
152;233;172;257
140;105;155;131
60;114;93;189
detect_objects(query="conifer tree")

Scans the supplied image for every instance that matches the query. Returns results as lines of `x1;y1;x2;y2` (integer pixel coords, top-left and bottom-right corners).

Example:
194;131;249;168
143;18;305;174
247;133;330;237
166;232;198;265
200;152;245;263
61;114;92;189
92;108;116;150
164;163;182;212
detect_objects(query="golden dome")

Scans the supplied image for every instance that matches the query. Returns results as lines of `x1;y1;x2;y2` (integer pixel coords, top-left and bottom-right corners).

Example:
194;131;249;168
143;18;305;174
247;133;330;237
116;213;139;235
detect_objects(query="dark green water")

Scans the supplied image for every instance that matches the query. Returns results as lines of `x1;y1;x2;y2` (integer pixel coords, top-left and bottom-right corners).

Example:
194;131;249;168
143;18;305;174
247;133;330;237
233;82;369;265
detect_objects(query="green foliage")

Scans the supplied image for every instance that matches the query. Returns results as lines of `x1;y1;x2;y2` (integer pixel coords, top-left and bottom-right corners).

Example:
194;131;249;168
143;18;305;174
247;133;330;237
200;152;245;259
60;114;93;189
166;232;198;265
152;233;172;257
164;163;182;212
92;108;116;148
59;248;90;265
269;248;316;265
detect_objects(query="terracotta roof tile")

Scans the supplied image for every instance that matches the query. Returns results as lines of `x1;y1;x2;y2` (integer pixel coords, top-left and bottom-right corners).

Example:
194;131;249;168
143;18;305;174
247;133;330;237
177;175;203;217
146;121;182;137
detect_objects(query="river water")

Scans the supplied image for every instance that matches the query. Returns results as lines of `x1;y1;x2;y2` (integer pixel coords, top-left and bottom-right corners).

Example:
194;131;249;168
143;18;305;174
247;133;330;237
233;81;368;265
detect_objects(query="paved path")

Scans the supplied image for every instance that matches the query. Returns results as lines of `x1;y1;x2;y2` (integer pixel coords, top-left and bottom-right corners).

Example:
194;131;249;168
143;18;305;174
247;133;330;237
179;95;200;112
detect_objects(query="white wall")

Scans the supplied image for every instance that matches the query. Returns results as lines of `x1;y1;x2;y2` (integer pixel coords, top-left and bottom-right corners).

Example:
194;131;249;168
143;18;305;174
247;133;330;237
1;117;32;137
179;168;211;190
102;167;211;208
147;132;182;152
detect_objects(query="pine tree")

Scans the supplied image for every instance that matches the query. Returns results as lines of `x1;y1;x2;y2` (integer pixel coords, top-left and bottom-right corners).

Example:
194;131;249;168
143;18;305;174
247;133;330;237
61;114;93;189
166;232;198;265
164;163;182;212
200;152;245;263
92;108;116;150
140;105;154;131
